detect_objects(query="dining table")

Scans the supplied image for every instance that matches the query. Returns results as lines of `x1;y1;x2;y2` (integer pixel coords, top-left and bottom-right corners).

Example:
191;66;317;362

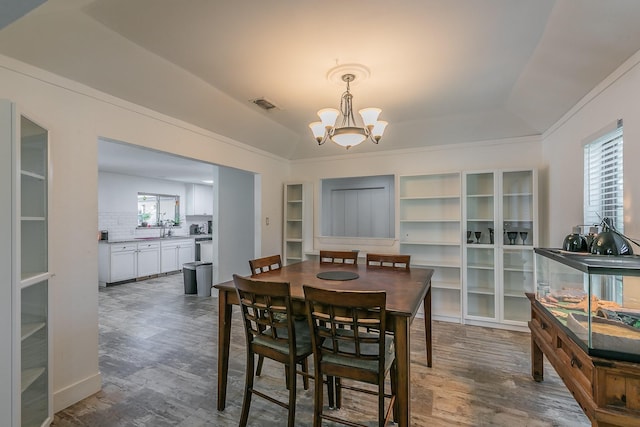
214;259;433;427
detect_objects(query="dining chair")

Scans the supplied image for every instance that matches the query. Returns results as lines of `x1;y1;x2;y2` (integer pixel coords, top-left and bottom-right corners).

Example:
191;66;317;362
319;250;359;265
304;285;397;427
233;274;314;427
247;254;307;384
249;254;282;275
366;253;411;271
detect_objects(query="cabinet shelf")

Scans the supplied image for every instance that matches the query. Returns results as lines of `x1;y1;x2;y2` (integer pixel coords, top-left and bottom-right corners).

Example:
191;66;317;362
412;259;461;269
400;219;460;223
503;291;528;299
21;322;46;341
21;367;46;393
400;240;460;246
20;170;45;180
467;194;494;198
467;287;495;295
432;280;461;290
20;272;50;288
400;195;459;200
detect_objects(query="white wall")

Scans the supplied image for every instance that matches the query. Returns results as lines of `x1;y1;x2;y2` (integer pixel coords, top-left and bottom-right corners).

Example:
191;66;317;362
0;53;289;412
542;51;640;247
290;137;545;254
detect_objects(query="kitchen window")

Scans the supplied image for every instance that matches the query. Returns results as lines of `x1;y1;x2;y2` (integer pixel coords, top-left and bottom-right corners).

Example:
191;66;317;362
138;193;180;227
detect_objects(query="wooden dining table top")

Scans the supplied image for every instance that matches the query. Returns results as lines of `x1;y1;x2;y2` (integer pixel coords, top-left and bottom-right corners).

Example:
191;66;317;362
214;260;433;318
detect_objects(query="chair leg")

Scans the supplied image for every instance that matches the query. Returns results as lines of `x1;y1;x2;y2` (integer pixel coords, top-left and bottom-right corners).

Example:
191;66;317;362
287;362;297;427
256;355;264;376
326;375;335;409
391;361;398;423
301;358;309;390
239;349;255;427
335;377;342;409
313;370;324;427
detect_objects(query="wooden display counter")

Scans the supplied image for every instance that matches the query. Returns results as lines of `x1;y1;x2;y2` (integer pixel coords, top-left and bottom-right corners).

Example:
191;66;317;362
527;293;640;427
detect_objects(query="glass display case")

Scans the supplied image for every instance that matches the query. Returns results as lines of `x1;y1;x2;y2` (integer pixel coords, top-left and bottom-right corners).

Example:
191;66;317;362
534;248;640;363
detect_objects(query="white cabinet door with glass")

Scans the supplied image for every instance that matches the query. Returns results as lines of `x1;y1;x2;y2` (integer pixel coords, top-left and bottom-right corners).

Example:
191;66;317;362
0;100;53;427
283;182;313;265
399;173;462;322
463;169;537;329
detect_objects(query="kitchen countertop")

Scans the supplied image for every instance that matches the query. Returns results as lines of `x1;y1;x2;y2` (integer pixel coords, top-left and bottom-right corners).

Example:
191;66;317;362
99;235;198;244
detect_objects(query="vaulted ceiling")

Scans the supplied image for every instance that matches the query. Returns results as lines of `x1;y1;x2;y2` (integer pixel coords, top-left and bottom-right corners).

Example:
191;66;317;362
2;0;640;160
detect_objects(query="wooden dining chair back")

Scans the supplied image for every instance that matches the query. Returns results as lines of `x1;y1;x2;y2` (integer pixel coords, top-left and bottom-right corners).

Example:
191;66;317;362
319;250;359;265
366;253;411;271
304;285;397;427
249;254;282;275
233;274;313;427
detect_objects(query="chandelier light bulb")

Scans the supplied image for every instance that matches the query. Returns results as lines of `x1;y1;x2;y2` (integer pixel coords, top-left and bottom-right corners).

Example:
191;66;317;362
359;107;381;128
317;108;339;128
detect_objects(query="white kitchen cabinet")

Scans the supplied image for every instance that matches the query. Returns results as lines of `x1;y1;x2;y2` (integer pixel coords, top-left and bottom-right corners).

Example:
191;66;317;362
0;100;53;427
186;184;213;216
98;241;161;285
160;238;195;273
135;241;161;277
462;169;537;330
399;173;462;323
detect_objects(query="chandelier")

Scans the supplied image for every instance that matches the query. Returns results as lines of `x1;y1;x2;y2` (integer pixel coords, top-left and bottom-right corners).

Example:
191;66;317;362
309;73;387;149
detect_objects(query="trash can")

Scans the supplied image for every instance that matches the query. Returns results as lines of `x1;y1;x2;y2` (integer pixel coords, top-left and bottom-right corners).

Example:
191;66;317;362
196;262;213;297
182;262;199;294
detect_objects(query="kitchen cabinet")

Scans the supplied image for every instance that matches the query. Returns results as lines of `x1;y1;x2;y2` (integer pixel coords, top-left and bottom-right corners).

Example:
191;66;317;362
135;241;161;277
98;241;161;285
399;172;462;322
160;238;195;273
0;100;53;427
463;169;537;330
283;182;313;265
186;184;213;216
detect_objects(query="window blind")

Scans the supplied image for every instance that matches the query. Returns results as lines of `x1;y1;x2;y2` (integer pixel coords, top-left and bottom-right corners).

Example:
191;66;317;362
583;124;624;232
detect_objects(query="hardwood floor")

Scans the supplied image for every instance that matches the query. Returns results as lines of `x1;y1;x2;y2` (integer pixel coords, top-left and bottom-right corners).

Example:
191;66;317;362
52;273;590;426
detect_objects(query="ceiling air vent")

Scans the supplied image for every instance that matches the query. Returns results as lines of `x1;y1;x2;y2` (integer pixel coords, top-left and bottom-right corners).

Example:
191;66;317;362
251;98;278;111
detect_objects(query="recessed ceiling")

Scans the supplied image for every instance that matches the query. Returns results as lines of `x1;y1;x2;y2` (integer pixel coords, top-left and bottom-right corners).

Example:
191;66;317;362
2;0;640;160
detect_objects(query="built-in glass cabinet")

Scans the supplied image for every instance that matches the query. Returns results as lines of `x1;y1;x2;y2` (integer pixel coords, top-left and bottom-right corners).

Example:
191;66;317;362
1;100;52;427
463;169;537;329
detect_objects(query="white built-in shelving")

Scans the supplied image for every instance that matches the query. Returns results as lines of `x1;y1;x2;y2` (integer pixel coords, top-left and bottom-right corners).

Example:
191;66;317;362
399;173;462;322
283;182;313;265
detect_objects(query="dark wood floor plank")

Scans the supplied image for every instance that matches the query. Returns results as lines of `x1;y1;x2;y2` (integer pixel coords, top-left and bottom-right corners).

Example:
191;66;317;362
52;273;589;426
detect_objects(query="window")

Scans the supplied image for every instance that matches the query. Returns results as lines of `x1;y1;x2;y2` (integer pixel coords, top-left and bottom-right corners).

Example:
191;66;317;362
137;193;180;227
583;121;624;232
321;175;395;238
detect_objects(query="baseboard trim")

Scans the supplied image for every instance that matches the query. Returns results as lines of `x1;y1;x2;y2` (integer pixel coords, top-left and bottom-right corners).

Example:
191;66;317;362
53;372;102;413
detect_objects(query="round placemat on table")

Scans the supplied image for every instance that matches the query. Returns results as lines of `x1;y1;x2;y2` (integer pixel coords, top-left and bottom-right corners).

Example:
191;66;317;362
316;271;360;281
